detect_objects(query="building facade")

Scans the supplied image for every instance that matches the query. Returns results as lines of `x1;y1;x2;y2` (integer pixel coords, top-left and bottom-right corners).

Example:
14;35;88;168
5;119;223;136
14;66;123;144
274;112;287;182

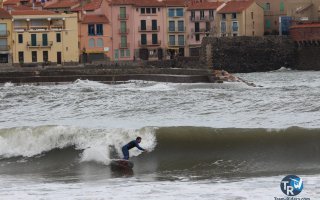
0;8;13;66
217;0;264;37
11;10;79;66
187;1;222;57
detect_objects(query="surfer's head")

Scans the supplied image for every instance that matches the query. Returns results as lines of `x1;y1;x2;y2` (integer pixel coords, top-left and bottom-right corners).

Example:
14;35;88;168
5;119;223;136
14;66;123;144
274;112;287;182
136;137;142;143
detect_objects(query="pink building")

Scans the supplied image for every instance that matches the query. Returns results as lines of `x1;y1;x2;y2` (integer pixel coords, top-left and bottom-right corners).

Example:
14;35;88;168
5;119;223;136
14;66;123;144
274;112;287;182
71;0;112;62
187;0;222;56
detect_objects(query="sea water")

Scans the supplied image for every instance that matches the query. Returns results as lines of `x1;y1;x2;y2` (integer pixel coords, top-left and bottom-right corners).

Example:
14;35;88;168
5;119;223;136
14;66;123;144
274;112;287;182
0;69;320;199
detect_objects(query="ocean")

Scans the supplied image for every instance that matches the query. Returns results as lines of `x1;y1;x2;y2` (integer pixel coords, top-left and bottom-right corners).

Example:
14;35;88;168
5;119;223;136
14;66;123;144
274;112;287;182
0;69;320;199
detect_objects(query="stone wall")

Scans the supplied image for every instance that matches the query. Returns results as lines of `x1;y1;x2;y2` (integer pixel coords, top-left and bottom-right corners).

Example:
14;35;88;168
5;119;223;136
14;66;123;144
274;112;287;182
296;46;320;70
201;36;297;73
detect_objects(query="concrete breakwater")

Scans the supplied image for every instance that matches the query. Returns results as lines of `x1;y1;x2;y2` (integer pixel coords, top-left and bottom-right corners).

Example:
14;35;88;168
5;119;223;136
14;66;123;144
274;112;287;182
0;67;213;84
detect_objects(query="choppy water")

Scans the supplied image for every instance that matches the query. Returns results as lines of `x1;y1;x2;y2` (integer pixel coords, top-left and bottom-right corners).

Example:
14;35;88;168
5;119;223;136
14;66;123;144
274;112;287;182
1;69;320;199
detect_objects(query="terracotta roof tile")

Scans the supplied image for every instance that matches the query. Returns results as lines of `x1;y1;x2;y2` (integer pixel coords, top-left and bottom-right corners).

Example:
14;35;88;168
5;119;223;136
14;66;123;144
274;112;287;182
218;0;254;14
3;0;20;6
134;0;165;7
187;1;223;10
11;10;57;15
11;5;34;10
110;0;134;5
165;0;186;7
45;0;80;9
82;14;109;23
0;8;12;19
72;0;103;11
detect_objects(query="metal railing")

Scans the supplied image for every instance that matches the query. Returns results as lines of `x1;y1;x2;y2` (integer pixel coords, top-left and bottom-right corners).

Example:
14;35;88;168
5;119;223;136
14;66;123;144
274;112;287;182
27;41;53;47
119;42;130;49
0;31;9;37
138;40;161;47
168;26;186;32
0;45;10;51
190;16;214;21
119;28;129;34
167;41;185;46
138;26;160;32
118;14;129;20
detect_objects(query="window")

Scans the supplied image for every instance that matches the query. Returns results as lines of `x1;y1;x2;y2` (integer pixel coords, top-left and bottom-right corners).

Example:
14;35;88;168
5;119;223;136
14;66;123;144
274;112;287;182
176;8;183;17
222;13;226;20
140;20;146;30
89;38;95;47
280;2;285;12
120;49;130;57
221;21;226;33
232;21;238;32
88;24;95;35
126;49;130;57
120;21;127;33
209;10;214;19
169;21;175;32
42;34;48;46
253;21;255;29
200;10;204;19
146;8;151;14
114;49;119;59
168;9;174;17
265;3;270;11
96;24;103;35
120;7;126;19
31;34;36;46
152;8;156;14
191;11;195;20
18;51;24;63
152;34;157;44
266;19;271;29
0;24;6;36
31;51;37;62
120;49;125;57
232;13;237;19
141;34;147;45
195;34;200;41
97;38;103;47
178;35;184;46
121;35;127;48
56;33;61;42
43;51;48;62
152;20;157;30
251;12;254;19
141;8;145;14
178;21;184;32
18;34;23;43
169;35;175;45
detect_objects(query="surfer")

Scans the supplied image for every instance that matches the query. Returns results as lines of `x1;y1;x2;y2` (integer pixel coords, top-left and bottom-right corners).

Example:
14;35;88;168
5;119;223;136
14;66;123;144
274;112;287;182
122;137;147;160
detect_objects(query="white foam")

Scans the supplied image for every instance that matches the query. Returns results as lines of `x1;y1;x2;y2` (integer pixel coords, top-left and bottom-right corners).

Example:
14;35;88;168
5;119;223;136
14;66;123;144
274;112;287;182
3;82;14;87
0;126;157;164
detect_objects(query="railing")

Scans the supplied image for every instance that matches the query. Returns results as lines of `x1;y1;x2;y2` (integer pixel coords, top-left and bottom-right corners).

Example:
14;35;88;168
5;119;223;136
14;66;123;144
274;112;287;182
138;40;161;47
0;45;10;51
0;31;10;37
167;41;185;46
27;41;53;48
190;16;214;21
14;26;65;31
29;25;50;30
51;25;64;29
118;14;129;20
191;28;213;33
138;26;160;32
168;26;186;32
119;43;130;49
119;28;129;34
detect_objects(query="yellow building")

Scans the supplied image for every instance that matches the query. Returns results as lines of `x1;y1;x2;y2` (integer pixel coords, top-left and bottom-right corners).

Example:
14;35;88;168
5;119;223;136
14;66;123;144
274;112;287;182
216;0;264;37
0;8;12;66
11;10;78;66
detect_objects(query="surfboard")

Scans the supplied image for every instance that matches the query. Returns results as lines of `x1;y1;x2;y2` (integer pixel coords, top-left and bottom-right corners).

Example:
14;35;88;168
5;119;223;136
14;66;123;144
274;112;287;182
110;159;134;169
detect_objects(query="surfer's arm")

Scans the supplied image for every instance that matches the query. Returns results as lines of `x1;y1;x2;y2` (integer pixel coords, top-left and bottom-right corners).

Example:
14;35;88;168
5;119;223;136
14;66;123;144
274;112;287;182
135;142;145;151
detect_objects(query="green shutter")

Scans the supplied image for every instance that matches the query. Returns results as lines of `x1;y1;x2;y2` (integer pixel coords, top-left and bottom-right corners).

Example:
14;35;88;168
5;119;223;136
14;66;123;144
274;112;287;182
266;19;271;29
126;49;130;57
280;2;285;12
115;49;119;60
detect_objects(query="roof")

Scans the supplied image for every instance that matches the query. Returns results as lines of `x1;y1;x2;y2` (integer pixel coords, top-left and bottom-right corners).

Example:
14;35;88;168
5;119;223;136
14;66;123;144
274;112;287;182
82;14;110;23
165;0;186;7
134;0;165;7
72;0;103;11
187;1;223;10
110;0;134;5
218;0;254;14
45;0;79;9
3;0;20;6
11;10;57;15
11;5;34;10
110;0;185;7
0;8;12;19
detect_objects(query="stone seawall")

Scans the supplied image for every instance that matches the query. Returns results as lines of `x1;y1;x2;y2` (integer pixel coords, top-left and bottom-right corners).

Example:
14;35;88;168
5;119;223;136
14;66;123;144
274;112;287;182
201;36;297;73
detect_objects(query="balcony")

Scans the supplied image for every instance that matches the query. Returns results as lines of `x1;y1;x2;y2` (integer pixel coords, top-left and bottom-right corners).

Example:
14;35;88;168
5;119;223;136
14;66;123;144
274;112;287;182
168;26;186;33
118;28;129;34
0;45;10;51
138;26;160;32
138;40;161;47
14;25;65;32
190;16;214;22
119;43;130;49
118;14;129;20
27;41;53;48
0;31;10;37
167;41;185;47
191;28;213;34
